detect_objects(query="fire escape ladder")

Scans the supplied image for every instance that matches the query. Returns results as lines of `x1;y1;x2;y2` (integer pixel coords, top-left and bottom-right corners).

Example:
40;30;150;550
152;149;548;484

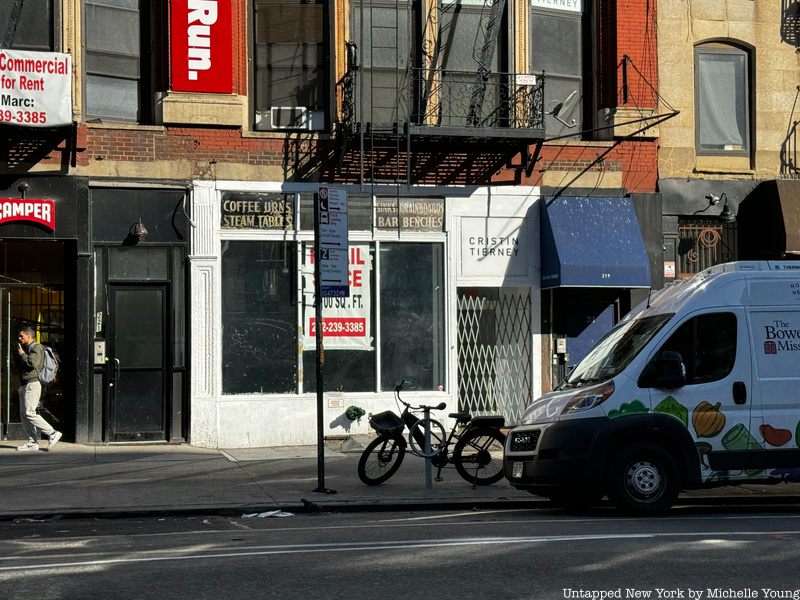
466;0;506;127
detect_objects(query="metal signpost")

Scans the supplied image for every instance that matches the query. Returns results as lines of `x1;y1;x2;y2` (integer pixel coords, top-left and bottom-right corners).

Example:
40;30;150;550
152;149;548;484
313;186;349;494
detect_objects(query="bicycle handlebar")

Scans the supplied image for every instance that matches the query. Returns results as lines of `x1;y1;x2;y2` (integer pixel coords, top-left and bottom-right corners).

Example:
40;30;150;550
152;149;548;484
394;380;445;412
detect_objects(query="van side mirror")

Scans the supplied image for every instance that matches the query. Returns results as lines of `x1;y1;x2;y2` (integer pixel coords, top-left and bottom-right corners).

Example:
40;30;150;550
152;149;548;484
638;350;687;389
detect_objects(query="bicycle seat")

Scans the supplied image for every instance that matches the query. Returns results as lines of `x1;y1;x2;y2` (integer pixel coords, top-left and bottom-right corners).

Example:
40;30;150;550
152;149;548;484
420;402;447;411
449;411;471;424
470;415;505;428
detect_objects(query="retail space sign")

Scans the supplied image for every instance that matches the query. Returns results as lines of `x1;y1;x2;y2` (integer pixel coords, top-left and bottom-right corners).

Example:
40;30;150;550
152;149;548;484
170;0;233;93
302;245;373;351
317;186;349;298
0;50;72;127
0;199;55;230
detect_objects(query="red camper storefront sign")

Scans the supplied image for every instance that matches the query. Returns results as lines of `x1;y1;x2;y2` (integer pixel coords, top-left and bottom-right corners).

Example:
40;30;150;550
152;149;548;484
0;199;55;230
170;0;232;93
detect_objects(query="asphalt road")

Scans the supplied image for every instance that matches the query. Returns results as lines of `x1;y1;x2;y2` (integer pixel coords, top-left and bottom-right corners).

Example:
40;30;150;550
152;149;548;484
2;504;800;600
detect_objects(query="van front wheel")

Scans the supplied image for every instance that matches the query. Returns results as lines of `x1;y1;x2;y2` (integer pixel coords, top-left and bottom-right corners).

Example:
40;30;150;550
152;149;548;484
606;443;680;514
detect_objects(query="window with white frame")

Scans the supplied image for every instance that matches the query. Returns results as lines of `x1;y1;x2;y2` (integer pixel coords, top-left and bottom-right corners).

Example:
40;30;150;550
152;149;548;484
219;193;446;394
694;43;751;156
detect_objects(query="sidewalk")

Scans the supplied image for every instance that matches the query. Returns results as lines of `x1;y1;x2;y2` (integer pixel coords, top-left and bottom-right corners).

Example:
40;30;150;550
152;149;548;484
0;437;798;519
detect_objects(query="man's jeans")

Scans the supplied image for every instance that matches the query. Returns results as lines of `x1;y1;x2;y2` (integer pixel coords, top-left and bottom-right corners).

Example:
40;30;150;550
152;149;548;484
18;380;55;443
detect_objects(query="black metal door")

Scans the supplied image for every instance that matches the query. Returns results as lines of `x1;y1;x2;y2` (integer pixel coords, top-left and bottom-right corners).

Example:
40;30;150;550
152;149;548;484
108;285;168;442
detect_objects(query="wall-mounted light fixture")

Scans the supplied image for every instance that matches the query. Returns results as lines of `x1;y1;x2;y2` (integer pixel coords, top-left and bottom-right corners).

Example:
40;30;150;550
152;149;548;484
717;194;736;223
18;182;29;199
130;218;148;238
696;193;736;223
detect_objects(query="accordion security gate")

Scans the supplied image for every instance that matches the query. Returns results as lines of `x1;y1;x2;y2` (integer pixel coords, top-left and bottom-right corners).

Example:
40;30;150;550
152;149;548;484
457;288;532;424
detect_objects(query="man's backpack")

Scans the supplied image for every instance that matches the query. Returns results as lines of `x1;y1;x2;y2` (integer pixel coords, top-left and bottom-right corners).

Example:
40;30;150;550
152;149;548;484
32;342;59;384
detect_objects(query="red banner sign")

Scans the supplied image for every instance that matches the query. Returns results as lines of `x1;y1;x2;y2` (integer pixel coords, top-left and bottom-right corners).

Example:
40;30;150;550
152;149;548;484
170;0;232;93
0;199;55;230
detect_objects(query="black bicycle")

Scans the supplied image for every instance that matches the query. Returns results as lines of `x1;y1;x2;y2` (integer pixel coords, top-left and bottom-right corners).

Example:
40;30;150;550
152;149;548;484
357;381;506;486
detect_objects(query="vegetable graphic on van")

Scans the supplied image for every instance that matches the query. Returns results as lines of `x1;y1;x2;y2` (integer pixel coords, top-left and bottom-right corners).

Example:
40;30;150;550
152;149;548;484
607;400;648;419
692;401;726;438
653;396;688;427
759;424;792;447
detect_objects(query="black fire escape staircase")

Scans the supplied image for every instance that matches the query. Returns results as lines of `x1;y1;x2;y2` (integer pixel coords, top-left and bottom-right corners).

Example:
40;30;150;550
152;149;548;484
338;0;546;187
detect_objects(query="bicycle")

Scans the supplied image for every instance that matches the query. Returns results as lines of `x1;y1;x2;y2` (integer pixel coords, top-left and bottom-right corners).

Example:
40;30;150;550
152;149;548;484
357;381;507;486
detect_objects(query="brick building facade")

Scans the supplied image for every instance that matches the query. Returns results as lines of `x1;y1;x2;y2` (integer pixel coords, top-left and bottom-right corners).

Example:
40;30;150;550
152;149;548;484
1;0;661;447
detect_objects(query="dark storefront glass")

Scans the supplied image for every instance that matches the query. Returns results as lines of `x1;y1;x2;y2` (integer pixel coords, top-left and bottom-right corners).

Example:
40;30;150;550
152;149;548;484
380;243;445;391
221;241;298;394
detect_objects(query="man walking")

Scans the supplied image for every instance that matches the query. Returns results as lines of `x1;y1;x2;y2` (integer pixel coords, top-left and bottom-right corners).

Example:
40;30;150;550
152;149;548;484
16;326;62;451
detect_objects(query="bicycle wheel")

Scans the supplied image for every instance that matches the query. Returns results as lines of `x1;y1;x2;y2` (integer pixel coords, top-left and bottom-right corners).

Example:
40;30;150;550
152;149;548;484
453;427;507;485
408;418;447;457
358;436;407;485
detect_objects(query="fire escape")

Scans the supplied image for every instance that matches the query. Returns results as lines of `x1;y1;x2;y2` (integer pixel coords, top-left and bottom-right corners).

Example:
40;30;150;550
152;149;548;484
337;0;546;186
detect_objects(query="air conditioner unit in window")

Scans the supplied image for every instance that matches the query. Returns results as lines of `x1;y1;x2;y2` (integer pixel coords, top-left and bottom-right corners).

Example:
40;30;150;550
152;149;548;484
270;106;310;130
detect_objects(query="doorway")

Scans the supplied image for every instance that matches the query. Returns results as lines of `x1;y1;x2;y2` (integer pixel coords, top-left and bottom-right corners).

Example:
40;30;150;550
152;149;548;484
107;284;169;442
457;287;532;424
0;242;66;440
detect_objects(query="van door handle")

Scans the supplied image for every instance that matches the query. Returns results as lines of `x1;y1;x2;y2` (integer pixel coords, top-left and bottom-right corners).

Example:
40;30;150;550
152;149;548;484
733;381;747;405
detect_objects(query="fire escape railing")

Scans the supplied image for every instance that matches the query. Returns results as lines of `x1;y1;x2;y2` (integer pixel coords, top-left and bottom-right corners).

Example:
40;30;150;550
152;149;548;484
337;67;545;136
412;68;545;131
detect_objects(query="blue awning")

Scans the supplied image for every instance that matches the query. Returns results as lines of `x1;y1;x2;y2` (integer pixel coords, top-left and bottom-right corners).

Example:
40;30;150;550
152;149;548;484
540;196;651;288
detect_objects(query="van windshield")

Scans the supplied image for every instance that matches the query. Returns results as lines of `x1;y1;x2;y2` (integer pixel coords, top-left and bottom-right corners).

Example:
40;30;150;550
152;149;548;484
560;313;674;389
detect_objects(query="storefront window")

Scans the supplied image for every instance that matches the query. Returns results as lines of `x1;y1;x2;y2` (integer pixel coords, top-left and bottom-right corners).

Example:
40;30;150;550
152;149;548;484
221;241;297;394
380;243;445;391
219;209;445;395
301;244;376;392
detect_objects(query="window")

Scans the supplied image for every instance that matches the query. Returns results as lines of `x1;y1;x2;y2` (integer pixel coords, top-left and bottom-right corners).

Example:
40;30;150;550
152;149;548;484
656;313;737;385
84;0;150;122
350;0;417;126
379;243;445;390
220;237;445;394
695;44;750;155
221;241;298;394
531;6;585;137
1;0;56;50
253;0;326;131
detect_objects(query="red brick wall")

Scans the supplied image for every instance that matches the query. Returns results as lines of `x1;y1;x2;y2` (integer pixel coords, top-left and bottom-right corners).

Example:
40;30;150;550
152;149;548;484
597;0;658;109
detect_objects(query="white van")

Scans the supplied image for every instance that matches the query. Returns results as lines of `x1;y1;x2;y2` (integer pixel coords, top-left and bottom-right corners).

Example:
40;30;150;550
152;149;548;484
504;261;800;513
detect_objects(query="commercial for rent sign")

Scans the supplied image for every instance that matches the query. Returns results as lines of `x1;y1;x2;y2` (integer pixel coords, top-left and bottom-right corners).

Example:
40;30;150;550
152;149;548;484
0;50;72;127
0;199;55;230
302;245;373;351
170;0;233;93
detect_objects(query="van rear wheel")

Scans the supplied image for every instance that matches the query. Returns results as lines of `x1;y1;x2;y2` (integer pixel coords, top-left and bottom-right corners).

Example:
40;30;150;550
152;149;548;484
606;443;679;514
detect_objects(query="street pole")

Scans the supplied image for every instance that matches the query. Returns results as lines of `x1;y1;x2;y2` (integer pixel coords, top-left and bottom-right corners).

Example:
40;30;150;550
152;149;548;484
313;191;335;495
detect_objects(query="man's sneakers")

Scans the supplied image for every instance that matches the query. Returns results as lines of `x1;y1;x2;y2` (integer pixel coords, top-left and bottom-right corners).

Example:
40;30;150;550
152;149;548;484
15;432;62;451
48;430;62;451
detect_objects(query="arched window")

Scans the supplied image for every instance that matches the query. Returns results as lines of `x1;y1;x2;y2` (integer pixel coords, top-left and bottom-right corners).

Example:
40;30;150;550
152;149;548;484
694;42;751;156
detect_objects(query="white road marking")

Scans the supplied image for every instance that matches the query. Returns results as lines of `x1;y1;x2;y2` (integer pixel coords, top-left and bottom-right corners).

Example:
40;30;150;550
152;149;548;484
1;530;799;573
